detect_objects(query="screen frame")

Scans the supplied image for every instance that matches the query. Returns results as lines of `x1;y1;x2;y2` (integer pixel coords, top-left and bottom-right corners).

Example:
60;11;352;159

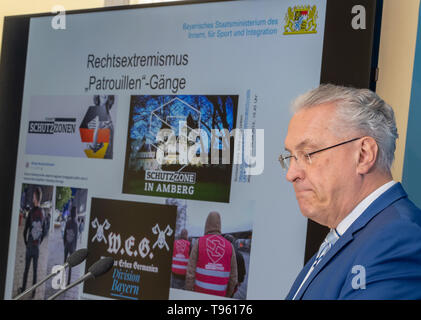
0;0;383;299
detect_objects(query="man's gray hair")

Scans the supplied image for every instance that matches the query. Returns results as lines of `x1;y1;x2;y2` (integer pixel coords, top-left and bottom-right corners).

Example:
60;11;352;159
291;84;398;172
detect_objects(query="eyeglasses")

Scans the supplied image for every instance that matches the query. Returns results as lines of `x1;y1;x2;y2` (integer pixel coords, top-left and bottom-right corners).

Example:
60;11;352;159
279;137;363;170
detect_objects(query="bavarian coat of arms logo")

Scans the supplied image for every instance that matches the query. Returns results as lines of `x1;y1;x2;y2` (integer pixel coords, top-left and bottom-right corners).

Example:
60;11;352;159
284;5;318;35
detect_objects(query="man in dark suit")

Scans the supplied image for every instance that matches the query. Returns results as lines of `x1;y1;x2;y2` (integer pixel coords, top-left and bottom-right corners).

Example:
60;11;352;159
280;84;421;299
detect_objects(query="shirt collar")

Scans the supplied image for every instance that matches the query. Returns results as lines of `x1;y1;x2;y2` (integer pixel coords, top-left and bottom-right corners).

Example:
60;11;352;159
336;180;397;236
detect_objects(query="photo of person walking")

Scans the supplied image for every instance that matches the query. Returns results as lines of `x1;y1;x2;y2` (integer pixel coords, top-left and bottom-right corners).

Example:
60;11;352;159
13;184;53;300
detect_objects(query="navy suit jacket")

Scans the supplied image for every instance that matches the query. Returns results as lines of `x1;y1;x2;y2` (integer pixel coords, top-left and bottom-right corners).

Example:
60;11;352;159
286;182;421;300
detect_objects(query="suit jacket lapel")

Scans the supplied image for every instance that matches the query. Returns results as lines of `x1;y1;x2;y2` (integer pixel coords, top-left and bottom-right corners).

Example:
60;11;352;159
294;182;407;300
285;256;315;299
293;231;354;300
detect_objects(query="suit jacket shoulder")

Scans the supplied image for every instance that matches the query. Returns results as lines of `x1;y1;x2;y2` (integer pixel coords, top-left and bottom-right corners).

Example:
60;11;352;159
294;183;421;300
338;193;421;299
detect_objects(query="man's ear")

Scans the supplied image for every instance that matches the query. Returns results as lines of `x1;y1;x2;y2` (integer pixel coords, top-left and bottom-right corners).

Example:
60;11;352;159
356;136;378;174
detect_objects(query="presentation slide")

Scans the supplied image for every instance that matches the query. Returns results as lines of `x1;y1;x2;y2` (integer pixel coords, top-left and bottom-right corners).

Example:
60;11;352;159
4;0;326;300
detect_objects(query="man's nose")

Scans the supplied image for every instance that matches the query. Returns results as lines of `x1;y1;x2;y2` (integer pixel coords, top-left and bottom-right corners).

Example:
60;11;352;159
285;157;304;182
